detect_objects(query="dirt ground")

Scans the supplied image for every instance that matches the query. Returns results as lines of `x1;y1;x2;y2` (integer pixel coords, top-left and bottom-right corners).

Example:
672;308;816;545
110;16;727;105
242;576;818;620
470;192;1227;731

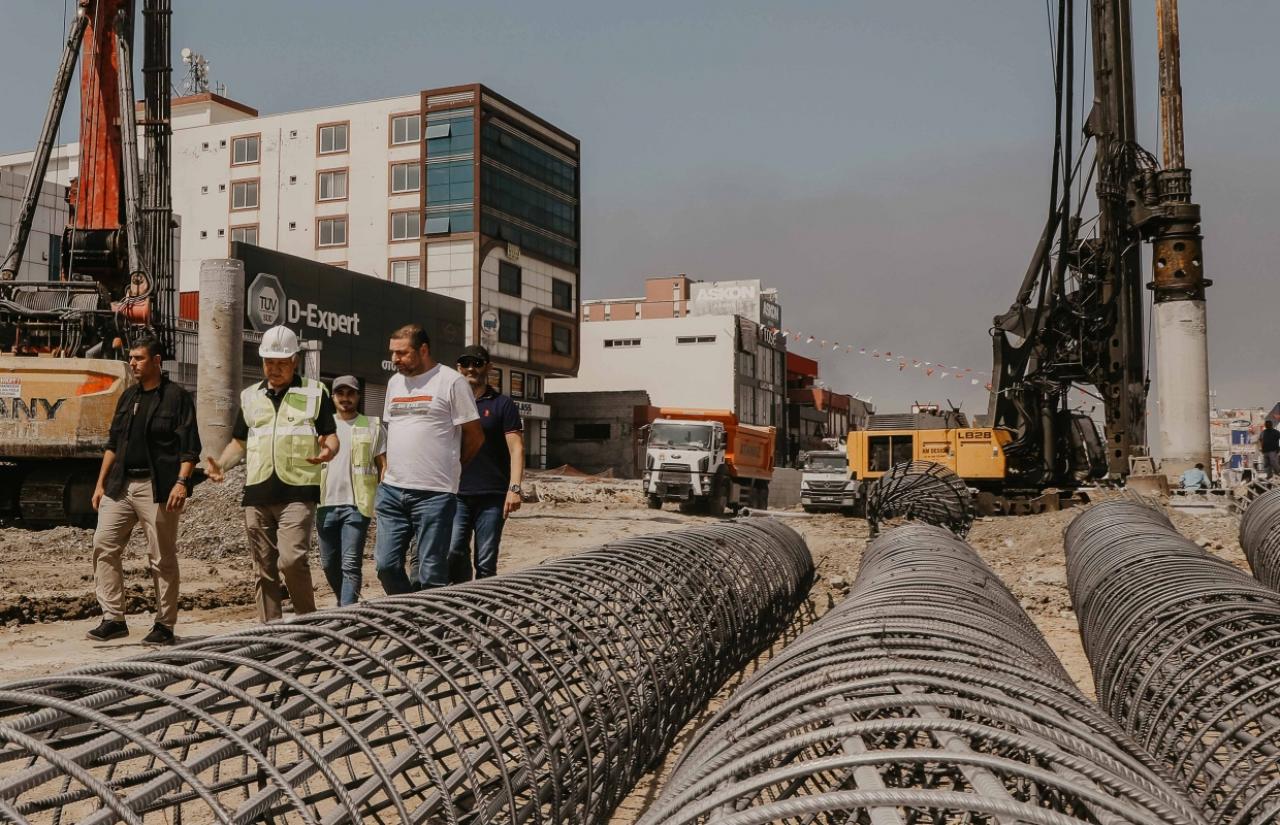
0;476;1248;821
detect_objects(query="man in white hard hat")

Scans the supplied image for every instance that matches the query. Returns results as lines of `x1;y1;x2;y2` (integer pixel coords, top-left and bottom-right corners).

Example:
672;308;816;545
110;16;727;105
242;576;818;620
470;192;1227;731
206;325;339;622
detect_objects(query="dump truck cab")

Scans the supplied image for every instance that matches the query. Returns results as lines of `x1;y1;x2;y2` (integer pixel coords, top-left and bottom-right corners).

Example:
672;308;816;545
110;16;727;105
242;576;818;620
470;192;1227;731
800;449;859;513
643;408;775;516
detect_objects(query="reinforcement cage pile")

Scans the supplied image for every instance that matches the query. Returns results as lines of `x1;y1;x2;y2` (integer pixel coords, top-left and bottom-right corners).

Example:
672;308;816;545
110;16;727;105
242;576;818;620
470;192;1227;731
640;523;1205;825
0;519;813;824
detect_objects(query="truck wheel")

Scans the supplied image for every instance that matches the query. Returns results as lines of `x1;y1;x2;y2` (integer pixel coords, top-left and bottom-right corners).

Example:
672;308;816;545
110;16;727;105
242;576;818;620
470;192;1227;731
678;498;699;515
646;495;663;510
754;485;770;510
706;477;729;518
802;505;818;514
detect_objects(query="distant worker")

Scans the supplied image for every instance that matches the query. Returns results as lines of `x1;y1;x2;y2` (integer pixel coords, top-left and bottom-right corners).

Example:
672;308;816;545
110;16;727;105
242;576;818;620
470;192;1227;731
1261;420;1280;479
1179;462;1210;491
206;325;338;622
317;375;385;606
375;324;483;593
88;336;200;645
449;345;524;583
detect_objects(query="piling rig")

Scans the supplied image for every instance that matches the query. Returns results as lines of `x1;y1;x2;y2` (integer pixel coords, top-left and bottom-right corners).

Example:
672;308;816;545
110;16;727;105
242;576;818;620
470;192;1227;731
0;0;173;525
989;0;1208;486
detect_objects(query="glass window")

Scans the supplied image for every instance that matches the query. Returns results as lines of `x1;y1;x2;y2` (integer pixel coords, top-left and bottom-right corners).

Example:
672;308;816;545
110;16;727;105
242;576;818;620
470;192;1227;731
390;259;420;287
424;123;451;139
487;367;503;392
498;309;521;346
480;123;576;196
318;217;347;247
426;111;474;157
425;216;451;235
391;114;421;145
426;160;473;206
526;374;542;401
677;335;716;344
552;324;572;356
390;211;420;241
318;169;347;201
230;225;258;245
498;261;522;297
391;162;421;193
232;135;259;165
604;338;640;348
552;279;573;312
480;166;577;240
319;123;349;154
573;423;610;440
509;369;525;398
479;214;576;268
230;180;258;210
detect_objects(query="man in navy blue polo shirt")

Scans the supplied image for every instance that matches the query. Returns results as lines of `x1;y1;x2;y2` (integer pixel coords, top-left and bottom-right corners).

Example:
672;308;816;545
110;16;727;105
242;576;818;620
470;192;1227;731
449;345;524;582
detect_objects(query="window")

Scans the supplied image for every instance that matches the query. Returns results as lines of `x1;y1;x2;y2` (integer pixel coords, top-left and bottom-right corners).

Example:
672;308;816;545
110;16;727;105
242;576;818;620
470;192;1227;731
526;374;542;401
573;423;611;440
867;435;916;472
604;338;640;348
487;367;503;392
217;229;225;238
317;216;348;247
551;324;572;356
230;179;259;210
677;335;717;344
425;110;474;157
426;160;472;205
231;134;259;165
390;210;421;241
425;209;473;234
318;122;349;154
552;279;573;312
498;261;522;297
229;225;258;245
509;370;525;399
390;162;421;193
391;113;421;145
390;258;421;287
603;305;611;320
498;310;521;346
317;169;348;201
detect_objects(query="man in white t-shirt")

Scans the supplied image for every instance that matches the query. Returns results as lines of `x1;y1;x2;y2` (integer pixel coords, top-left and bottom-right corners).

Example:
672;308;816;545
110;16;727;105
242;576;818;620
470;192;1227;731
374;324;483;592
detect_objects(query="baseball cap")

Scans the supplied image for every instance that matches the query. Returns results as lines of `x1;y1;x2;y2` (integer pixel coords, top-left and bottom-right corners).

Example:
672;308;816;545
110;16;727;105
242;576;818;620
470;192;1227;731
458;345;490;364
332;375;360;392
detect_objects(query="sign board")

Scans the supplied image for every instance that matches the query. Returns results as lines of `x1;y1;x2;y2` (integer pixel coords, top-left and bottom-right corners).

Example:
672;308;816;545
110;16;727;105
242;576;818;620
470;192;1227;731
516;400;550;419
689;279;782;328
0;377;20;399
233;243;466;386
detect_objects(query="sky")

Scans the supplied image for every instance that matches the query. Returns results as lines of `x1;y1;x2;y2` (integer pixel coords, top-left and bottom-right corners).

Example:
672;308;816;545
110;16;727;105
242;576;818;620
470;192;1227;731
2;0;1277;420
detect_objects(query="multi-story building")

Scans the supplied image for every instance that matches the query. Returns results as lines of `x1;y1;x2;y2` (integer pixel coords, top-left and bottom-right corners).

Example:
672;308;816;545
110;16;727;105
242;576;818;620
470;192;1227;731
0;171;69;282
0;84;581;468
784;352;873;465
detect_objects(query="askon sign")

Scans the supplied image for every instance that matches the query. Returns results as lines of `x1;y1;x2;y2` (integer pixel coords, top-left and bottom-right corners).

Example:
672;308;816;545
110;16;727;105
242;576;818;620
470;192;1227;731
247;273;361;337
689;279;781;327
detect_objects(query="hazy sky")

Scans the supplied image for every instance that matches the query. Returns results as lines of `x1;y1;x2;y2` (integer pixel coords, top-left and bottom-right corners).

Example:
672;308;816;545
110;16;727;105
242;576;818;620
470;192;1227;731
2;1;1276;418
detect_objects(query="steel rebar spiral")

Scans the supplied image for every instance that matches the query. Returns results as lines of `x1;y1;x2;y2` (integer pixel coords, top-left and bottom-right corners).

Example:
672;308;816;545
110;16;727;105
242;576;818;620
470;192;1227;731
1240;485;1280;591
865;460;975;537
639;523;1205;825
1066;498;1280;825
0;519;813;825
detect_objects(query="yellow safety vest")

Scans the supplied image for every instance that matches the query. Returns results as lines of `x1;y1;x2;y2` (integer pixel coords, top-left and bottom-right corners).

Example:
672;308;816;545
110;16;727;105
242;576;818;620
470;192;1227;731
242;377;327;487
321;414;381;517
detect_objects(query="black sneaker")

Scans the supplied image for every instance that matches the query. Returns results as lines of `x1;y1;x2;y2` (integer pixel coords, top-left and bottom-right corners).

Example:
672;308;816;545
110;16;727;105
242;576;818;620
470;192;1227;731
141;623;175;646
86;620;128;642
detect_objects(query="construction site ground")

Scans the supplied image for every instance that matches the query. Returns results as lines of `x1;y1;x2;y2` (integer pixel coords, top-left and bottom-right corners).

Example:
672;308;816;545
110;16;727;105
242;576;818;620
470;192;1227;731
0;473;1246;822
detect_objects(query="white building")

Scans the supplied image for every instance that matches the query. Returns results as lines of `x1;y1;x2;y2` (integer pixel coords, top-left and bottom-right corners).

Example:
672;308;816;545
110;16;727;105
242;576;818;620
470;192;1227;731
0;85;582;468
0;170;69;282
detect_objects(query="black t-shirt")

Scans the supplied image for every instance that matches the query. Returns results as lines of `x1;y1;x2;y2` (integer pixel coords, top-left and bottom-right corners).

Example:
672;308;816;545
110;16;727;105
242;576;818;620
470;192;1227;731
1262;427;1280;453
122;387;160;470
459;387;523;496
232;376;337;506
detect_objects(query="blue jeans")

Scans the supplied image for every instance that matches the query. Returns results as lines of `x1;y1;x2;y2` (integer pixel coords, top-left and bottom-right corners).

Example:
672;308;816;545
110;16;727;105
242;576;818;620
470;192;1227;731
449;493;508;583
374;484;457;593
316;505;370;606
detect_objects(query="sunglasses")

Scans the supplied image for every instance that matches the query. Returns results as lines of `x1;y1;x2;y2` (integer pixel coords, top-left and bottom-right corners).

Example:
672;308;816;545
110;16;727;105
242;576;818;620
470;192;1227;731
457;358;488;369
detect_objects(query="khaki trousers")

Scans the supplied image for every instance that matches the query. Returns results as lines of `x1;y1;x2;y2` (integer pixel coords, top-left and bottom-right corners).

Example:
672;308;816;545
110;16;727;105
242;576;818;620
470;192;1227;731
92;478;181;627
244;502;317;622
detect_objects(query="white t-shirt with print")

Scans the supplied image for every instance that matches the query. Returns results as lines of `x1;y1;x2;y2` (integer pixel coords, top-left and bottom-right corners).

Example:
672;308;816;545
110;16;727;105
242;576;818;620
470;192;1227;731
382;364;480;493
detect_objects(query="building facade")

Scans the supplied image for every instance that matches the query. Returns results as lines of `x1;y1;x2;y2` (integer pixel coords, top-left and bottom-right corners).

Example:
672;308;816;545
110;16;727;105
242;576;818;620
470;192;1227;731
784;352;873;466
544;389;654;477
0;171;69;282
0;85;580;469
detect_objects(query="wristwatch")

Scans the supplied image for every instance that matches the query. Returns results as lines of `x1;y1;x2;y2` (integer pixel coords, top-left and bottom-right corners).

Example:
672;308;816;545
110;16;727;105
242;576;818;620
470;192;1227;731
509;484;522;495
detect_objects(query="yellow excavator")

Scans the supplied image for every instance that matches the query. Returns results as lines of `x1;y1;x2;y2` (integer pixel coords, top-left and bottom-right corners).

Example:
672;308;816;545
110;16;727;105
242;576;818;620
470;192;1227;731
0;0;174;526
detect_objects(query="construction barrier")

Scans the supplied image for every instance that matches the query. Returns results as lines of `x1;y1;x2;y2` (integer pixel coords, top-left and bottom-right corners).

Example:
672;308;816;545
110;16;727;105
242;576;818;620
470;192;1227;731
640;523;1204;825
1067;498;1280;825
0;519;812;824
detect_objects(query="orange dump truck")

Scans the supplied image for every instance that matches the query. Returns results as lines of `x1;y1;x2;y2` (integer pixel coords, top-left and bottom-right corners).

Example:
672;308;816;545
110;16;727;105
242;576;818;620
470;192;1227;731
642;408;776;515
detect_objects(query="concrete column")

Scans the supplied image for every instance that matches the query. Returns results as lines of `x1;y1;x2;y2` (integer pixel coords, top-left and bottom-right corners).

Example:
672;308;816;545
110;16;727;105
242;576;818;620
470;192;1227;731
197;259;244;458
1155;298;1210;477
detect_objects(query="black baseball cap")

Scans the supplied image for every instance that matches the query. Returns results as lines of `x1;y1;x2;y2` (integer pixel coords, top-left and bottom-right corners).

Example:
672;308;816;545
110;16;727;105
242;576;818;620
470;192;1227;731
458;345;490;364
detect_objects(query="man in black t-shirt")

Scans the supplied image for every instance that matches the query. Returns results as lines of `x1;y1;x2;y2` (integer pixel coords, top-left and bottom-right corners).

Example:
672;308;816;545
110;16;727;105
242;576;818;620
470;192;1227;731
1261;420;1280;479
206;326;338;622
88;336;200;646
448;346;524;582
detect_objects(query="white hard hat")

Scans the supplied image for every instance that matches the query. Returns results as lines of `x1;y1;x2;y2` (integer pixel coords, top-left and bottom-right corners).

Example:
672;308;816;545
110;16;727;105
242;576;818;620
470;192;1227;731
258;325;300;358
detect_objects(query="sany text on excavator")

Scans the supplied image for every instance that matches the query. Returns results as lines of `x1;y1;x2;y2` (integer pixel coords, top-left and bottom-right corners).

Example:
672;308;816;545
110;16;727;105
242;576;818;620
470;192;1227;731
0;0;174;526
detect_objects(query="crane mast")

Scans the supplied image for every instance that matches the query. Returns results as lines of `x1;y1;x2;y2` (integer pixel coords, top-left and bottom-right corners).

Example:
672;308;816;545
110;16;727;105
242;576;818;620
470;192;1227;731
988;0;1208;485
